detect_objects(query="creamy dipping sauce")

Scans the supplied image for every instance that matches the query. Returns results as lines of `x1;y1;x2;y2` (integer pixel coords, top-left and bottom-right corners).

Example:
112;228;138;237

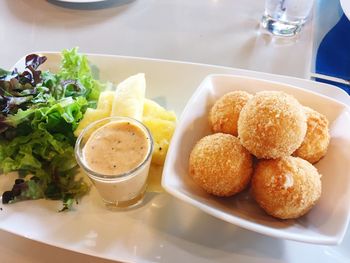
83;121;150;175
75;117;153;208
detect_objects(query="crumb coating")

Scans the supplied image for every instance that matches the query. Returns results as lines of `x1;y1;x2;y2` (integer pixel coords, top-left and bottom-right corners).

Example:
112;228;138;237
189;133;253;197
238;91;307;159
209;91;253;136
251;156;322;219
293;106;330;164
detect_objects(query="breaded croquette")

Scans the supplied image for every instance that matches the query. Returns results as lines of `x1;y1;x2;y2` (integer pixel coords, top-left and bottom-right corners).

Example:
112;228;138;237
189;133;253;197
293;107;330;164
251;156;322;219
209;91;253;136
238;91;307;159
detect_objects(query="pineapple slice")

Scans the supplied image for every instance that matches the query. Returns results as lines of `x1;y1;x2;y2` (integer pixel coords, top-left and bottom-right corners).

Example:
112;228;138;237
96;90;115;114
74;108;109;137
147;164;164;193
111;73;145;121
74;90;115;137
143;99;177;121
143;116;176;165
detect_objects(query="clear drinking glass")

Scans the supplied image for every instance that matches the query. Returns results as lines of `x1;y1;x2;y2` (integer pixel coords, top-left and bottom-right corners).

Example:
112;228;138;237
261;0;315;36
75;117;153;210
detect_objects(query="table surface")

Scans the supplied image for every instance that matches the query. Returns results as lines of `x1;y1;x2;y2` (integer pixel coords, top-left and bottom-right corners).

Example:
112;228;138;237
0;0;345;262
0;0;314;76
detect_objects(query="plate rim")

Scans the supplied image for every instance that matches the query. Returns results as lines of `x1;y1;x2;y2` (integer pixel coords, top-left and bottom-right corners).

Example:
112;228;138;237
10;51;349;98
11;50;350;101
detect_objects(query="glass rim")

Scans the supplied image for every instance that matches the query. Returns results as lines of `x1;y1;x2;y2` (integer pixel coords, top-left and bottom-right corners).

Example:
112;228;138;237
75;116;154;181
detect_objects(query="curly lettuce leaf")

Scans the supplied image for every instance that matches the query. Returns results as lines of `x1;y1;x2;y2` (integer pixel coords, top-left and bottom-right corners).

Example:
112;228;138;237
0;95;88;170
0;128;89;206
0;48;104;210
58;47;101;101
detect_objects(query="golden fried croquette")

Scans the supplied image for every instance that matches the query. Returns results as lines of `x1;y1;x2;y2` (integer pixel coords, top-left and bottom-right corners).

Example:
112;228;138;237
293;107;330;164
238;91;307;159
189;133;253;197
251;156;321;219
209;91;253;136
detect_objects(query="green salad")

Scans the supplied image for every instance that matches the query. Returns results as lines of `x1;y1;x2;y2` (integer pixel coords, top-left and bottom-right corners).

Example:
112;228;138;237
0;48;103;211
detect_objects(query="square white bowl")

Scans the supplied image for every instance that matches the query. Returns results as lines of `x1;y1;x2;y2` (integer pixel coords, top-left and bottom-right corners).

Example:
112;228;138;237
162;74;350;245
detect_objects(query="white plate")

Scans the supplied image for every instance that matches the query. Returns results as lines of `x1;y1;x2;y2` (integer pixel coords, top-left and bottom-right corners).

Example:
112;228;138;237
341;0;350;20
1;53;350;262
162;74;350;245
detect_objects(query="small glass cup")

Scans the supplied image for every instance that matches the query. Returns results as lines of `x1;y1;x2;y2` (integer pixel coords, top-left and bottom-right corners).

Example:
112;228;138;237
261;0;315;37
75;116;153;210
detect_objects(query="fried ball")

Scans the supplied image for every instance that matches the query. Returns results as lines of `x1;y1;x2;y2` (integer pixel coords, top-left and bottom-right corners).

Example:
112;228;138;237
238;91;307;159
251;156;322;219
209;91;253;136
189;133;253;197
293;107;330;164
